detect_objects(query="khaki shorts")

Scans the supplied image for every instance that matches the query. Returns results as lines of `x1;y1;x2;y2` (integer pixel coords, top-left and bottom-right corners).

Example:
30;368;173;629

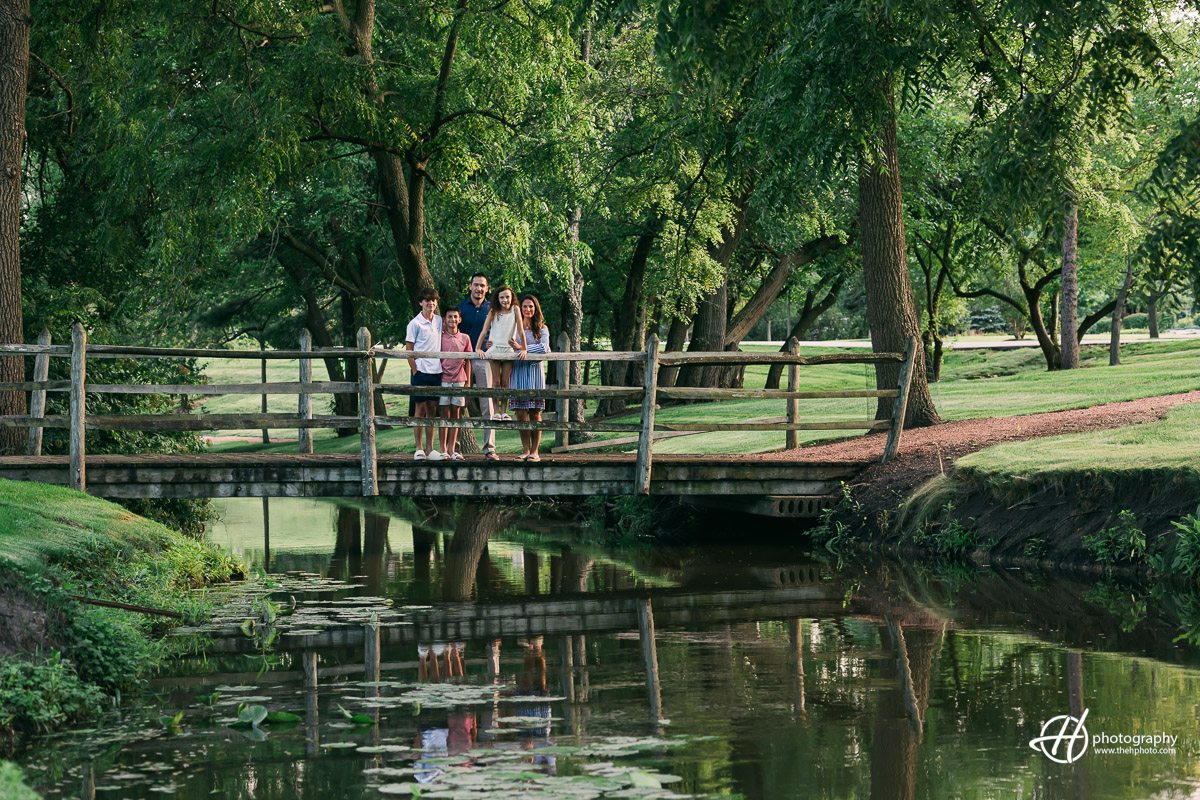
439;381;467;407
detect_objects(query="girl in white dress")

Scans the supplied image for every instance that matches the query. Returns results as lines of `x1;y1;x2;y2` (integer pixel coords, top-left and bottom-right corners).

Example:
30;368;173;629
476;285;518;420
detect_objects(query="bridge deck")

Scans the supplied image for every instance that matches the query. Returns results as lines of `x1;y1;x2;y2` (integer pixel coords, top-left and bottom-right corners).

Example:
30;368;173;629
0;453;863;501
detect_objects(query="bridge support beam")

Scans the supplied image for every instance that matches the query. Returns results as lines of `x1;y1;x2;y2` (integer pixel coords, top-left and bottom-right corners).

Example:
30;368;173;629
358;327;378;496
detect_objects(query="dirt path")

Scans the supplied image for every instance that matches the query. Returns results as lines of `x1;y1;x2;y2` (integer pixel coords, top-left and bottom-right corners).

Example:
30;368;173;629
770;391;1200;511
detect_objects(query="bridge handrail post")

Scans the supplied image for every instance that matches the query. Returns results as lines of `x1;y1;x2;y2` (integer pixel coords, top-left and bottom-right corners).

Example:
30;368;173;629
881;336;918;464
298;329;314;454
633;335;659;495
357;327;378;496
70;323;87;491
785;337;800;450
27;329;51;456
554;333;570;449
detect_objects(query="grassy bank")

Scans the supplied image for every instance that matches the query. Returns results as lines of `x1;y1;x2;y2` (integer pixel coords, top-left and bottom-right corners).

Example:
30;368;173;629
888;403;1200;569
0;481;241;757
202;339;1200;456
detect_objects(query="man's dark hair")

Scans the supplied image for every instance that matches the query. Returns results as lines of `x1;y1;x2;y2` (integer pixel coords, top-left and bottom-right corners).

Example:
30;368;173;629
444;306;461;318
469;273;489;285
418;287;439;302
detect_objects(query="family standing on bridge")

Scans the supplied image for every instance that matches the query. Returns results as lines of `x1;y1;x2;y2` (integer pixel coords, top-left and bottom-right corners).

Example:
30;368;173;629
404;274;550;463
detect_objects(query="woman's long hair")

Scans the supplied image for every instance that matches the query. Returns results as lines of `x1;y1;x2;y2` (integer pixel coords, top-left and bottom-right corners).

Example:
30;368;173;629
519;294;544;340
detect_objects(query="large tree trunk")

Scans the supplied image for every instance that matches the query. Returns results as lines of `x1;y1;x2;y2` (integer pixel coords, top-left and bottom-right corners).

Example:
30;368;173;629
1110;260;1134;366
677;201;748;389
598;227;658;417
857;110;940;426
1059;199;1080;369
1148;293;1160;338
0;0;29;455
656;317;689;390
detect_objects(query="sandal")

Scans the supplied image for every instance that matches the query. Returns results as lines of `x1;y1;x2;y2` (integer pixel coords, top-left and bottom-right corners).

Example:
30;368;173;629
515;454;529;461
528;454;541;462
485;451;500;462
451;452;464;461
501;413;512;421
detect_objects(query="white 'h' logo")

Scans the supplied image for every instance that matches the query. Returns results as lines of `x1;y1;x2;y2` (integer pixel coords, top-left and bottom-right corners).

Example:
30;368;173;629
1030;708;1090;764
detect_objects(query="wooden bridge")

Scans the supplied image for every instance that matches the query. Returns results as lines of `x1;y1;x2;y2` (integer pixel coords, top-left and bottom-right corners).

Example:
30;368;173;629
0;325;917;515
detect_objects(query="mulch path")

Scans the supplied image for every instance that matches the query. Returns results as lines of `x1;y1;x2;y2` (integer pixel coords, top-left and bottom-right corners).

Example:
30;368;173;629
764;390;1200;510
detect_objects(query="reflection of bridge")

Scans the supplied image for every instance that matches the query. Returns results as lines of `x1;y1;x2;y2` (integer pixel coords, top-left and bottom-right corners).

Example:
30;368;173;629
204;584;857;654
0;325;917;516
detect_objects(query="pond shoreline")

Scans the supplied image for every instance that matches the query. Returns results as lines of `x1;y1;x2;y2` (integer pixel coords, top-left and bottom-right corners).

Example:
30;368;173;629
0;481;240;763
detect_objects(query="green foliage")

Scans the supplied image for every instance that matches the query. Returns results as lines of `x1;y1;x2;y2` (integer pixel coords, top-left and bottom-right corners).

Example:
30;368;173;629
915;503;980;558
1085;510;1147;566
0;653;104;750
1089;312;1175;334
0;761;40;800
1151;506;1200;581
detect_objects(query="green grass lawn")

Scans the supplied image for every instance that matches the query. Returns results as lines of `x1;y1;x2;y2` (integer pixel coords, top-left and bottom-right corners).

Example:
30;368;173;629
198;339;1200;456
954;401;1200;485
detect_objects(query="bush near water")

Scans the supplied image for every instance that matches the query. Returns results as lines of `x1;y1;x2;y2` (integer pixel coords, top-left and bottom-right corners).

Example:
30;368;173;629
0;480;241;756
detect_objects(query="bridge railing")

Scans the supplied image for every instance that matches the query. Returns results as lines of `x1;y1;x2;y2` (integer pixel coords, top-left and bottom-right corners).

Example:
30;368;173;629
0;324;917;496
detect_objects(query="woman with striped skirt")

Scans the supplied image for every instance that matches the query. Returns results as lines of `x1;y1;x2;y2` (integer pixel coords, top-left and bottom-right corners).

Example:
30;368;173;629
509;294;550;461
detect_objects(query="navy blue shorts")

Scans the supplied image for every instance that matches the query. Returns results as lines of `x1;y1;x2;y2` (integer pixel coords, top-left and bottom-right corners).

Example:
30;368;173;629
411;371;441;408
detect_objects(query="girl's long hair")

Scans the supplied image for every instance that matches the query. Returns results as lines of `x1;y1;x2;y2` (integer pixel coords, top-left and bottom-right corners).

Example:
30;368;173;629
519;294;544;340
491;285;515;312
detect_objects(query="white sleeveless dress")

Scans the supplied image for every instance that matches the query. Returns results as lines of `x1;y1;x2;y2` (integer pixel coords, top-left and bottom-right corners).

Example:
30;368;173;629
487;308;518;355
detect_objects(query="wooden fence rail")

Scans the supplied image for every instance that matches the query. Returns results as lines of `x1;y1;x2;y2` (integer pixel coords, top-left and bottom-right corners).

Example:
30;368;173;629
1;324;918;495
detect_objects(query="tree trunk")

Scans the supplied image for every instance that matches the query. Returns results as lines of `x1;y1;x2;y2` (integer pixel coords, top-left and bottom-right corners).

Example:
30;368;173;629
1022;282;1060;370
677;201;748;389
0;0;29;455
1059;199;1079;369
764;277;844;389
857;109;939;426
723;235;842;346
1110;260;1134;366
656;317;689;390
1148;293;1160;338
598;227;658;417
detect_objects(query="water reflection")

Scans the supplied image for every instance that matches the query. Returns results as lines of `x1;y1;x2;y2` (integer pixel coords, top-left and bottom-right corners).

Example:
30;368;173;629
19;498;1200;800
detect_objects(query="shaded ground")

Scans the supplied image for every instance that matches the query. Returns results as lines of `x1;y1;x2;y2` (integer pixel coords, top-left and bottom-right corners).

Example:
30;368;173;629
780;390;1200;514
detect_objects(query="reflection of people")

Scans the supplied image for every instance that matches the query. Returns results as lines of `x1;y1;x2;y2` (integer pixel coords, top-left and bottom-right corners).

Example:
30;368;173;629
418;642;466;681
516;636;556;772
509;295;550;462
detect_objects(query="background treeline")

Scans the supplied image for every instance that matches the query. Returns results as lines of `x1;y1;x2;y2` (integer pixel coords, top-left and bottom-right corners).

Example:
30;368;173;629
4;0;1200;446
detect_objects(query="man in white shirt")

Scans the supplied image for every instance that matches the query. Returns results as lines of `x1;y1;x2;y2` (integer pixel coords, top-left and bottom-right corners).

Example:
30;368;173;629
405;288;443;460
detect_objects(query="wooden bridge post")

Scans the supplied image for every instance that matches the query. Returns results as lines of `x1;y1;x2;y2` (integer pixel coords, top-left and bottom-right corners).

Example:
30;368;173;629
555;333;570;449
633;335;659;495
785;337;800;450
298;329;313;454
637;598;663;724
357;327;378;496
881;337;918;464
26;329;51;456
69;323;87;492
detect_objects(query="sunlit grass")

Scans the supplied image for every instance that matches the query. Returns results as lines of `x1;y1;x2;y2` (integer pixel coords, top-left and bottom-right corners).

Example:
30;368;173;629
200;339;1200;455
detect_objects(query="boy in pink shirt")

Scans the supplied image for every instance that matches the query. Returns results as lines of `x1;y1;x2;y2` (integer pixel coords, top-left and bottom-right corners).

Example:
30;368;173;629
439;307;473;459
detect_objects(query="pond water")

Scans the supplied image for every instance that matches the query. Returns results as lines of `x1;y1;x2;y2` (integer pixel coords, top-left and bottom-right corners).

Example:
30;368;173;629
18;497;1200;800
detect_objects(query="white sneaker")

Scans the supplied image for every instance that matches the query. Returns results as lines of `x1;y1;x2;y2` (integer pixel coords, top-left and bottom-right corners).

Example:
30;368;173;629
427;450;445;461
491;413;503;421
414;449;427;461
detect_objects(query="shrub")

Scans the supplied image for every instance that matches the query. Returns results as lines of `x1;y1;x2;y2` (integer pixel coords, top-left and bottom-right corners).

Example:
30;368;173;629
0;653;104;752
1084;510;1146;565
0;761;40;800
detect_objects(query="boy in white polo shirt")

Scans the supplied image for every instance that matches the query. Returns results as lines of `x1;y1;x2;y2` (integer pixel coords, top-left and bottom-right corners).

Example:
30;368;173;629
405;287;443;460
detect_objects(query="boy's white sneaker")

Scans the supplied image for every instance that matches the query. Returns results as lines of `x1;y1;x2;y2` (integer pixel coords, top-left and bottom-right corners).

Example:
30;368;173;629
427;450;445;461
414;449;427;460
